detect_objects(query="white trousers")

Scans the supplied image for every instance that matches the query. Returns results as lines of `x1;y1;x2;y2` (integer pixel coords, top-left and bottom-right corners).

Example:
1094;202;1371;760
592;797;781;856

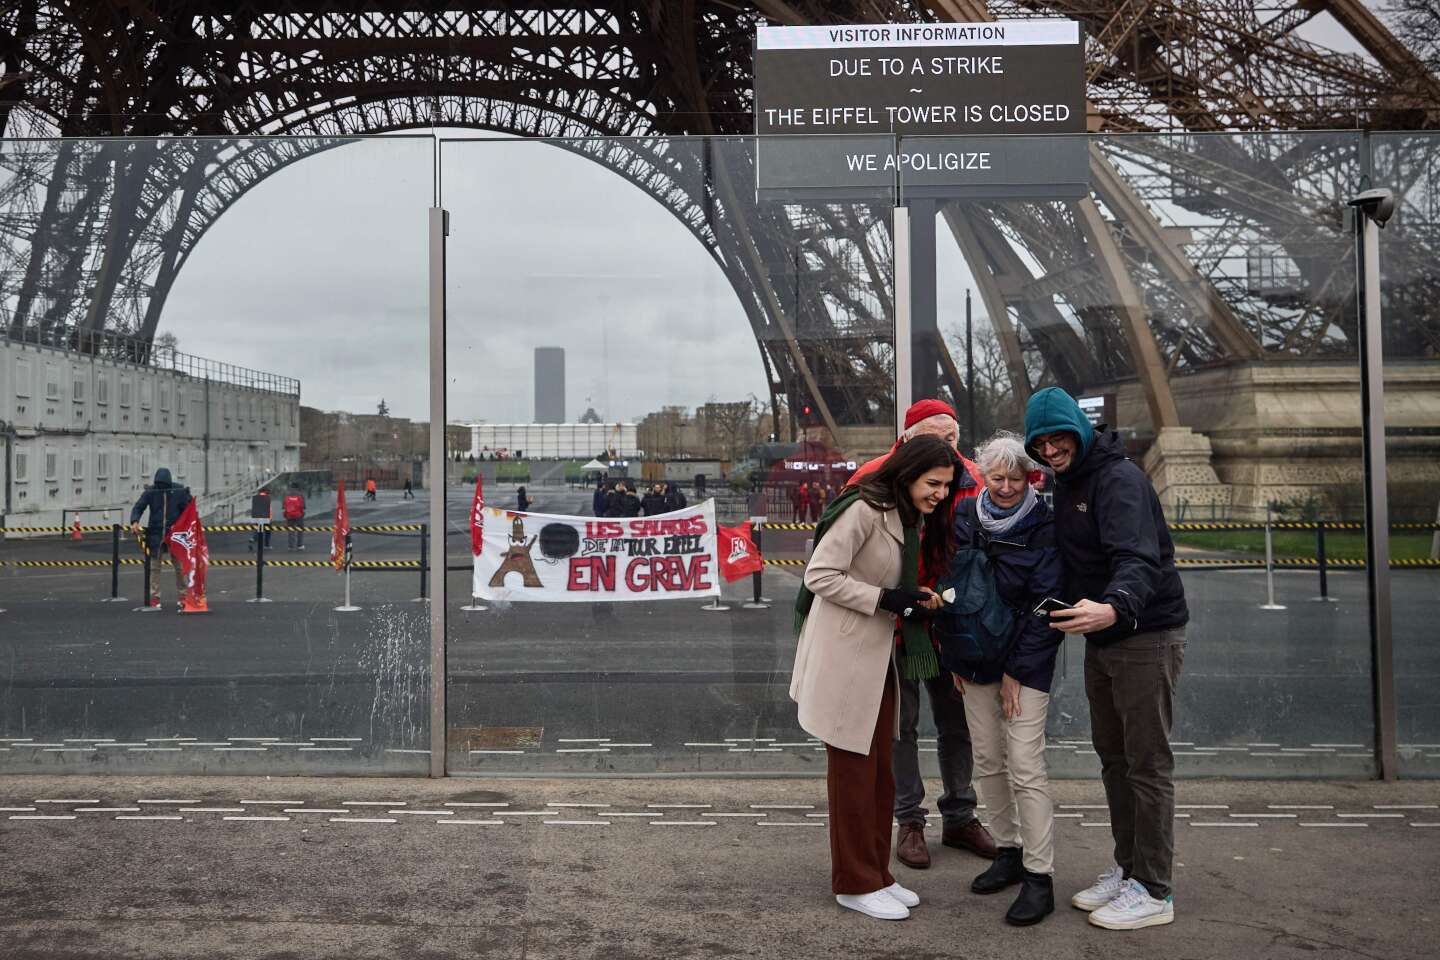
962;679;1055;875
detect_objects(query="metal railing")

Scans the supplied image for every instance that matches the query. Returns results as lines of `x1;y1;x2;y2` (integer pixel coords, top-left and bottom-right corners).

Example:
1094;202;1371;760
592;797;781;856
3;321;300;397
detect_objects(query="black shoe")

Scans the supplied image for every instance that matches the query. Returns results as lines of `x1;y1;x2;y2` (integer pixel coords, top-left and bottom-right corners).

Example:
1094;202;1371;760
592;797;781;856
1005;871;1055;926
971;847;1024;894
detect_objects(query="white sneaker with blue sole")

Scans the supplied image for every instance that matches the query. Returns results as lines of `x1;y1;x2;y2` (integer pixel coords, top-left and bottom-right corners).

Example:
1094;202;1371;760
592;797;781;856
1087;878;1174;930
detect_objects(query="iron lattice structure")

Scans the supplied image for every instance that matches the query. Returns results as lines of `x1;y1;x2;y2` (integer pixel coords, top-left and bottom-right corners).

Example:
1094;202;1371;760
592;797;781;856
1;1;1438;440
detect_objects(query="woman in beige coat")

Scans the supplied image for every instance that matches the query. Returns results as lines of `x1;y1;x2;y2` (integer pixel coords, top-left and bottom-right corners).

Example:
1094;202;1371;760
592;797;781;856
791;435;964;921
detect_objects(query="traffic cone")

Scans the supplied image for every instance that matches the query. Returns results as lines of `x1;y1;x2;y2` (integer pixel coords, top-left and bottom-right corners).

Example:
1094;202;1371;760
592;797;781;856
71;517;82;540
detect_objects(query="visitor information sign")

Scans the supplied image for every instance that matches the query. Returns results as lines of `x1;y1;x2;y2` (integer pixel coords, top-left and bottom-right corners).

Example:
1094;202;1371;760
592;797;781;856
753;21;1088;198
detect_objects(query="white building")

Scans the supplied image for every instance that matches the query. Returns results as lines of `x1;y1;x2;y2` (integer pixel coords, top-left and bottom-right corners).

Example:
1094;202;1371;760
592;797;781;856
468;422;637;460
1;336;301;528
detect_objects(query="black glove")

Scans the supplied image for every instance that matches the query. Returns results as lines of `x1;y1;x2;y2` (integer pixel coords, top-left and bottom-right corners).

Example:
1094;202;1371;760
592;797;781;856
878;588;937;620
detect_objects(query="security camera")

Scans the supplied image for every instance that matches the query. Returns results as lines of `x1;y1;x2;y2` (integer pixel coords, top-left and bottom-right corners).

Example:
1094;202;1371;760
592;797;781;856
1347;188;1396;228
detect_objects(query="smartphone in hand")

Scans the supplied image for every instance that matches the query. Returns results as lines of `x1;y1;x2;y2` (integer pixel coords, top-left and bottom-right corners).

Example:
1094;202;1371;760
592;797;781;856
1032;596;1074;618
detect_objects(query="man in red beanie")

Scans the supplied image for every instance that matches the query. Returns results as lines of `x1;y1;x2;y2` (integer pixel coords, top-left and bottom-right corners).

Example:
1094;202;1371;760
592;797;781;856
846;399;996;870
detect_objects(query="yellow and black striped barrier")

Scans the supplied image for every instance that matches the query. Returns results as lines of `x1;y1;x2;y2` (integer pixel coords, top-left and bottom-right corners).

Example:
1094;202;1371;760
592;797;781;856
760;522;817;531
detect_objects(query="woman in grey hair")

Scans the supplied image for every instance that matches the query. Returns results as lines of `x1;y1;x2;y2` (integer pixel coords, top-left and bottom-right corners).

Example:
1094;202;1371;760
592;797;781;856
944;431;1065;926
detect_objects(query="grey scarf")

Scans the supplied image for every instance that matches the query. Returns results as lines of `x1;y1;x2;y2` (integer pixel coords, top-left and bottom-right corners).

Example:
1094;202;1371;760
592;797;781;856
975;485;1038;537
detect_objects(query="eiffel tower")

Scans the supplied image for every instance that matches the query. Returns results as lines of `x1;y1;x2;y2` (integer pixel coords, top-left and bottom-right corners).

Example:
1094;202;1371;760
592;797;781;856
2;2;1437;511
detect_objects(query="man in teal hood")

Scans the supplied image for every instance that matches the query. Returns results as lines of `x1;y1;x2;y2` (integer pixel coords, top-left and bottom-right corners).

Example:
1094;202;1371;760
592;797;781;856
1023;387;1188;932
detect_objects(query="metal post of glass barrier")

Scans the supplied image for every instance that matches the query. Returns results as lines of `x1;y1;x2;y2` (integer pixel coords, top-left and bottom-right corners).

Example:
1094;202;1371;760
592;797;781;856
894;203;913;436
1349;187;1398;781
428;204;449;778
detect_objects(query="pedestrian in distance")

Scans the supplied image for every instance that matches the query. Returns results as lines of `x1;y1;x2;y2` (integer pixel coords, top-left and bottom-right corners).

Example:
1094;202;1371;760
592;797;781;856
129;467;192;610
364;477;378;501
935;431;1064;926
593;478;610;517
641;483;667;516
402;477;415;500
791;435;963;921
603;482;628;519
517;485;532;512
620;483;642;517
1024;387;1189;931
282;484;307;551
662;481;687;513
846;398;996;870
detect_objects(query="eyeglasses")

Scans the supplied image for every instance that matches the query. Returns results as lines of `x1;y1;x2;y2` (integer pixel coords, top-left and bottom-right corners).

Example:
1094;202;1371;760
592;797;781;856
1031;435;1070;453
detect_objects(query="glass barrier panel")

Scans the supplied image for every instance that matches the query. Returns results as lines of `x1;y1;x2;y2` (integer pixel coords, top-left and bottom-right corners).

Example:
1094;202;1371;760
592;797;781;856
441;134;896;774
908;131;1374;777
1371;132;1440;778
0;135;435;774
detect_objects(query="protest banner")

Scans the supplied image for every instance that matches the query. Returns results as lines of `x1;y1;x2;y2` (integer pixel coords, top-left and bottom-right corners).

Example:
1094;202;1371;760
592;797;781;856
473;501;721;603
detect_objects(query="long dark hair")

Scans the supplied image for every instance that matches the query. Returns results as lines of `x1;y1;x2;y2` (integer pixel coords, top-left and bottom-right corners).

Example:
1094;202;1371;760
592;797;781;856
858;434;962;574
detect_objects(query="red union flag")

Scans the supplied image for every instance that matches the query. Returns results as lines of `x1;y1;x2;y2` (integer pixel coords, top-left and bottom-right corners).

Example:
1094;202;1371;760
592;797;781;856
332;480;351;572
470;473;485;557
717;521;764;582
165;498;209;608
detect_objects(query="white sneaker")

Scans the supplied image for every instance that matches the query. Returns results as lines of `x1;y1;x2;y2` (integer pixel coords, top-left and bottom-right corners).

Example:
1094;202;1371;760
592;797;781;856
836;889;909;920
1071;864;1126;911
881;881;919;908
1087;878;1174;930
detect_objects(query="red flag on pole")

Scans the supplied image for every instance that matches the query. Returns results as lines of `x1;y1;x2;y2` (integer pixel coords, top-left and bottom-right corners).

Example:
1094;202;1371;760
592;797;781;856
165;498;209;612
717;521;764;582
470;473;485;557
332;480;351;572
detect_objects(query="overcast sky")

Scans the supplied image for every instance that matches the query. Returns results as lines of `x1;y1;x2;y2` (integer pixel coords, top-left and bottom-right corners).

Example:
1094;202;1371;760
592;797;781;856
162;12;1376;424
165;135;771;424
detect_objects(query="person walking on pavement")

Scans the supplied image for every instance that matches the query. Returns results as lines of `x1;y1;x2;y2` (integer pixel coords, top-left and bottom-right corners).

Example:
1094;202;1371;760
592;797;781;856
848;398;996;870
1024;387;1189;931
939;432;1065;927
402;477;415;500
517;485;532;512
364;477;378;501
792;435;962;921
282;484;307;551
129;467;192;610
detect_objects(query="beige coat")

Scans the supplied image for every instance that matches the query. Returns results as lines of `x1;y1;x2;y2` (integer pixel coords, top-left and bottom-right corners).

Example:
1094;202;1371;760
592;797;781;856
790;500;905;754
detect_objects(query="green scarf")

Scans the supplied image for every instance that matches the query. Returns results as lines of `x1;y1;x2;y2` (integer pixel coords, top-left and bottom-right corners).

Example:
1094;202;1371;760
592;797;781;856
794;489;939;682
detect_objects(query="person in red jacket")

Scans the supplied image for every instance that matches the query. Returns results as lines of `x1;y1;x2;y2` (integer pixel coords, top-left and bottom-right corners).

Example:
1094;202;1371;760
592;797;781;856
847;398;995;870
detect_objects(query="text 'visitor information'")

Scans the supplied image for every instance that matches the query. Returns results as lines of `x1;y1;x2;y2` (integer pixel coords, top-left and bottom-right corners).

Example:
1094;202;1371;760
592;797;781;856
754;21;1085;137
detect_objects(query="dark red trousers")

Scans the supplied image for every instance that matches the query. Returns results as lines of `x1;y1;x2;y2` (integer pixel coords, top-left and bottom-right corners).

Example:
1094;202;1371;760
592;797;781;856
825;666;897;895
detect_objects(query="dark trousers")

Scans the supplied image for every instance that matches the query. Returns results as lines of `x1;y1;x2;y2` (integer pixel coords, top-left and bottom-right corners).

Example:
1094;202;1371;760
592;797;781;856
893;671;978;827
1085;627;1186;900
826;667;898;895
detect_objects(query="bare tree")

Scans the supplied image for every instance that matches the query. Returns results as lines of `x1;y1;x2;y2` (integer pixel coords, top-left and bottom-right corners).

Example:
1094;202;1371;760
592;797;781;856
1385;1;1440;74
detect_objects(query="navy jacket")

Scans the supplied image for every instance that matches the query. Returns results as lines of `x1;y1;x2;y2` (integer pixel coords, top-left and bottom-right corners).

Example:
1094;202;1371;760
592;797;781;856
129;468;192;548
1050;429;1189;644
950;497;1066;692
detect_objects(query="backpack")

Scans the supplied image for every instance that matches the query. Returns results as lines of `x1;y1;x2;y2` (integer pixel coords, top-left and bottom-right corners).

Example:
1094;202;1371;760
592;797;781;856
931;544;1017;672
282;494;305;520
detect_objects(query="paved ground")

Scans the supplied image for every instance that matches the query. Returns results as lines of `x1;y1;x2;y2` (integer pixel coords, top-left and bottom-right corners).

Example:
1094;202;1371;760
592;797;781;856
1;774;1436;960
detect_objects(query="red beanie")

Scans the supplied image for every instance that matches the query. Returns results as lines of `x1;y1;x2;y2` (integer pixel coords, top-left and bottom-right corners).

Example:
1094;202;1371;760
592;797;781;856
903;399;958;431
